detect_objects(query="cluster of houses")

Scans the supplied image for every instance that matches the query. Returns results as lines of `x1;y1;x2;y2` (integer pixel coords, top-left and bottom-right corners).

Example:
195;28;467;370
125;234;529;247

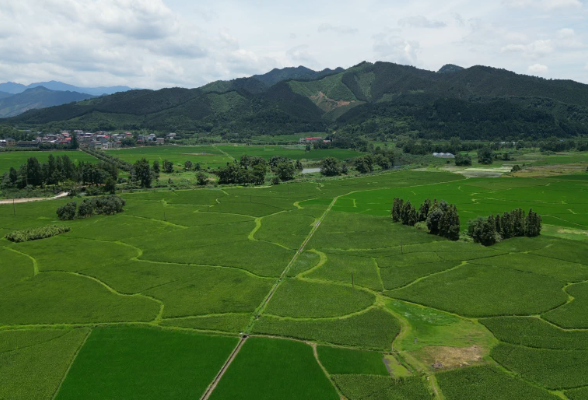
298;136;331;144
0;130;178;149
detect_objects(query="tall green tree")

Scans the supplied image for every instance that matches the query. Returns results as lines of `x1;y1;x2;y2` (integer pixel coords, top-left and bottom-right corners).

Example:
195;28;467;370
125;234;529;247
320;158;341;177
162;159;174;174
277;162;295;181
133;158;152;188
26;157;43;187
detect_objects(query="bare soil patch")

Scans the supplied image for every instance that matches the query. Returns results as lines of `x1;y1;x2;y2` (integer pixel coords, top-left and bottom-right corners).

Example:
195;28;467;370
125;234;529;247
414;345;485;370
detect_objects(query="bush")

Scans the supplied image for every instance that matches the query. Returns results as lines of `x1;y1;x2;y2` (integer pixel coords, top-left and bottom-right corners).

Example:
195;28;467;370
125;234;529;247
56;202;77;220
455;153;472;166
6;225;71;242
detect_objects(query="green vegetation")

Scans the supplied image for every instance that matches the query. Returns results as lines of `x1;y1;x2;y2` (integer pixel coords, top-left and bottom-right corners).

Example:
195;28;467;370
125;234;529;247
437;366;560;400
317;346;388;375
209;337;339;400
254;308;401;350
0;329;90;400
332;375;432;400
56;327;238;399
481;317;588;350
543;282;588;328
1;167;587;399
491;343;588;389
5;224;70;242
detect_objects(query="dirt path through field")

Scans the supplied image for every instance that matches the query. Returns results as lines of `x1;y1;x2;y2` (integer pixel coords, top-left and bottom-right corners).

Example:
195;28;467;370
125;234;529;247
0;192;68;204
200;336;247;400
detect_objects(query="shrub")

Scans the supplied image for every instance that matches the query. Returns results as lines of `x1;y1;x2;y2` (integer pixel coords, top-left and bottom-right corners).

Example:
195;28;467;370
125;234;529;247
320;158;341;176
455;153;472;166
6;225;71;242
56;202;77;220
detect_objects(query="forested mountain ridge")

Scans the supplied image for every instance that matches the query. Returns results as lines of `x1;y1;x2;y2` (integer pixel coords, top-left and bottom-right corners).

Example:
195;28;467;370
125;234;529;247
0;87;94;118
5;62;588;140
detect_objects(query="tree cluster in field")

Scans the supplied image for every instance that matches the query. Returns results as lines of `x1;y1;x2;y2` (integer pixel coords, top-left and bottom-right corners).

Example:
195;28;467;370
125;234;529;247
1;155;118;191
320;157;347;176
57;195;126;220
353;151;395;174
392;198;461;241
5;225;71;243
215;155;303;185
468;208;542;246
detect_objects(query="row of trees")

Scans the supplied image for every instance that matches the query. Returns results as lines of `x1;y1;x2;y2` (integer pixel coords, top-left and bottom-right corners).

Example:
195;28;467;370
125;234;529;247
392;198;461;241
353;152;396;174
215;155;303;185
468;209;542;246
1;155;118;190
57;195;126;220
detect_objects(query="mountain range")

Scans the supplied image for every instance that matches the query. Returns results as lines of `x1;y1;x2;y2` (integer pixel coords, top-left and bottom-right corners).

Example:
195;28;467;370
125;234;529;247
0;87;94;118
0;81;131;96
5;62;588;140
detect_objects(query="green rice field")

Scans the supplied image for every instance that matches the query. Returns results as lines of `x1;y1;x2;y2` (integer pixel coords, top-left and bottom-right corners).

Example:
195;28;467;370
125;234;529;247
0;151;98;174
1;166;588;399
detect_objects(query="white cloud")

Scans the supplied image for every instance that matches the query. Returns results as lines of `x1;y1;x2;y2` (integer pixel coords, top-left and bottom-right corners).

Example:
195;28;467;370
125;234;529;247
503;0;583;10
398;16;447;29
373;31;419;65
528;63;549;74
501;40;554;58
318;23;358;34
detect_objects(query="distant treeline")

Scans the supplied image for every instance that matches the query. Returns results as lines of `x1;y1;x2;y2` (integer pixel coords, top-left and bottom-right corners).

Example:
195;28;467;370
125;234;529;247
0;154;117;190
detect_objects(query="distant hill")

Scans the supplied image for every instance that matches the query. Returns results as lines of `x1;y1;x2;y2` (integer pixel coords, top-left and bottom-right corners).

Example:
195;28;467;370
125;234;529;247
0;81;131;96
0;91;12;99
6;62;588;140
0;87;94;118
437;64;464;74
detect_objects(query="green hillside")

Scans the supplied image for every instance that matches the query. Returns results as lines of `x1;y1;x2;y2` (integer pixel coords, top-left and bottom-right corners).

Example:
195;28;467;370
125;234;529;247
5;62;588;140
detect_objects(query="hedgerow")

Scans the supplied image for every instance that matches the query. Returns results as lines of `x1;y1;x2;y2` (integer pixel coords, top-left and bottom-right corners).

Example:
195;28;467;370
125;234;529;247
5;225;71;243
391;198;460;241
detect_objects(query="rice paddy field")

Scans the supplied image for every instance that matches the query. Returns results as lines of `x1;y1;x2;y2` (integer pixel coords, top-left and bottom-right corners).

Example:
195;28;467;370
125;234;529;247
0;151;98;174
1;162;588;399
106;144;362;170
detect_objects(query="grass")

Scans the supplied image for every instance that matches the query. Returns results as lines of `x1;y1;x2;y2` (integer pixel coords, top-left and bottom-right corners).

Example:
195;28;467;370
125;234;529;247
265;278;376;318
56;327;238;400
317;346;388;375
480;317;588;350
437;366;560;400
0;273;159;325
1;167;588;398
567;387;588;400
389;264;568;317
0;329;90;400
386;300;495;352
332;375;432;400
0;150;97;174
543;282;588;328
209;337;339;400
253;308;401;350
491;343;588;390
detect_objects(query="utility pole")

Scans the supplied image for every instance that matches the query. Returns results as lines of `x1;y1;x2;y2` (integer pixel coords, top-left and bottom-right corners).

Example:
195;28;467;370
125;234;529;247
13;198;16;215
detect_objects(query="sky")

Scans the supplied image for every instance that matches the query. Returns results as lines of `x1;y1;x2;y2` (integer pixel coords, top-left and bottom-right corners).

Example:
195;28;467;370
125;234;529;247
0;0;586;89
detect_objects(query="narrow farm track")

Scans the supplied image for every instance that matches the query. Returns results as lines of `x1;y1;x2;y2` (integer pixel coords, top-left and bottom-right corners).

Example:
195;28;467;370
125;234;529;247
200;336;247;400
199;196;340;400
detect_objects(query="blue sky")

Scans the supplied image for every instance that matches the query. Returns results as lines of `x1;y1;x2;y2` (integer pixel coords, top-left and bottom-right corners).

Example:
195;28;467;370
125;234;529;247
0;0;586;88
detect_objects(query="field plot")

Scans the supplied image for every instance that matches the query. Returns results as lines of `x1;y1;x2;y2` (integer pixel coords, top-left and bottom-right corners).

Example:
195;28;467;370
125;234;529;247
0;150;97;173
106;146;231;169
1;168;588;399
209;337;339;400
437;366;560;400
0;329;89;400
56;327;237;400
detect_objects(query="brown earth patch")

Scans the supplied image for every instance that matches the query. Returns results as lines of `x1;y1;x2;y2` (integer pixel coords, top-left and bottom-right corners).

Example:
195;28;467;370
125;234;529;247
310;91;353;112
414;345;485;371
512;163;588;178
